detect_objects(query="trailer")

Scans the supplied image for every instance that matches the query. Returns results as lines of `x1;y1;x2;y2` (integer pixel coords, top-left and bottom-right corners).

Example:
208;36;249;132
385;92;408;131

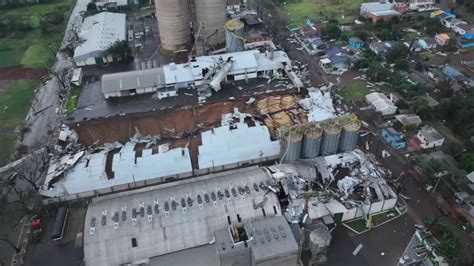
51;206;69;241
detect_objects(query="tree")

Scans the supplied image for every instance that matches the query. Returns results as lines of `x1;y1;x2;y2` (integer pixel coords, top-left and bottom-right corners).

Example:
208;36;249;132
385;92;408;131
11;149;49;191
104;40;132;62
459;153;474;172
366;63;387;82
425;17;442;35
394;59;410;70
395;98;409;109
409;96;429;114
86;1;98;15
322;21;341;40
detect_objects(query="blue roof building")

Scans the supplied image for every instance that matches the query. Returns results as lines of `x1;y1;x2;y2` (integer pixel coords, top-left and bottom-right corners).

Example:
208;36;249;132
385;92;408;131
381;128;406;150
442;65;470;82
348;37;364;48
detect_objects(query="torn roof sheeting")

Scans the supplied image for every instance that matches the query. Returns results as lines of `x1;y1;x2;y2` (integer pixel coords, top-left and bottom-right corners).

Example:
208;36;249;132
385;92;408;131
40;144;192;198
198;123;280;169
299;88;336;122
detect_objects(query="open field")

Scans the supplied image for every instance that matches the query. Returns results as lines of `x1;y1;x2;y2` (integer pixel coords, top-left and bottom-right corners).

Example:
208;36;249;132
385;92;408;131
0;0;73;69
338;82;370;102
280;0;368;27
0;80;40;165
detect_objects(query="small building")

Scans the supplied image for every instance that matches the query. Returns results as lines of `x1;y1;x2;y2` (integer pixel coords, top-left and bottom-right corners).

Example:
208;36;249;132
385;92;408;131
395;114;422;129
408;71;435;88
435;33;450;46
348;37;364;48
73;12;127;66
442;65;470;83
369;41;397;57
367;10;401;24
365;92;398;116
464;29;474;40
466;172;474;191
417;37;437;50
416;126;445;149
381;127;406;150
71;68;82;86
424;93;439;108
408;0;437;11
360;2;394;18
226;0;241;14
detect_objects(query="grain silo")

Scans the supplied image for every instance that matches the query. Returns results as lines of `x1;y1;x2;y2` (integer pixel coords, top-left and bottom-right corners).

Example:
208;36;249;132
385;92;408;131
320;120;342;155
194;0;227;46
301;123;323;159
224;19;245;52
155;0;191;50
338;114;361;152
280;126;303;162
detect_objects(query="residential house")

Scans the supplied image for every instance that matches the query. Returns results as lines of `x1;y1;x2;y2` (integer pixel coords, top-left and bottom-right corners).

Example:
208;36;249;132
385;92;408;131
365;92;398;116
381;127;406;149
464;29;474;40
416;126;445;149
435;33;450;46
443;18;465;29
408;71;435;88
418;37;437;49
408;0;437;11
454;22;472;36
323;46;350;74
348;37;364;48
311;38;327;50
395;114;422;129
424;93;439;108
442;65;470;83
369;41;397;56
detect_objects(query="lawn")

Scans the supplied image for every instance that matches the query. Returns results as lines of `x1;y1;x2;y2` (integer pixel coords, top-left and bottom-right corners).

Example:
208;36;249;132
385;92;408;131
0;0;73;69
66;86;81;114
338;82;370;102
280;0;369;27
0;80;40;166
0;80;40;127
344;209;400;233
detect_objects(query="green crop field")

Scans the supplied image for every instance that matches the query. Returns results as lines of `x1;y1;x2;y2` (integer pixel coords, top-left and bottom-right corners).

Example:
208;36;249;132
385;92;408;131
339;82;370;102
280;0;369;27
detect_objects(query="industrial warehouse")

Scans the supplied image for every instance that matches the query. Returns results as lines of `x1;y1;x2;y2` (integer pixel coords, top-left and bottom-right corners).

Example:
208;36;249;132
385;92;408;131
9;0;439;264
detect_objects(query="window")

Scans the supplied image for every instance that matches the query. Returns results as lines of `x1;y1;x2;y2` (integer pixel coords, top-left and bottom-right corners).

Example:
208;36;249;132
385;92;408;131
131;238;137;247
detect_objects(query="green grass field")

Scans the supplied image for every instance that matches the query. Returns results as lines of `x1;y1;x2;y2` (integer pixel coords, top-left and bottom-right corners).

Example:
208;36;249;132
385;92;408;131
0;0;73;69
0;80;40;127
280;0;368;27
339;82;370;102
66;86;81;114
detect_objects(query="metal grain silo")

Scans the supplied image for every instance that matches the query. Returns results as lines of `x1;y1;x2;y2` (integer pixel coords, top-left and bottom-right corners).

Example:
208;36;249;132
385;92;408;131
194;0;227;46
339;114;361;152
155;0;191;50
280;126;303;162
301;123;323;159
320;120;342;155
224;19;245;52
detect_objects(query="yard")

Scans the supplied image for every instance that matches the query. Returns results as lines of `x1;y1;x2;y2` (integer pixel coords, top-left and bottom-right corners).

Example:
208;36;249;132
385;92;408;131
338;82;370;102
0;80;40;165
280;0;369;27
0;0;74;166
0;0;73;69
344;209;400;233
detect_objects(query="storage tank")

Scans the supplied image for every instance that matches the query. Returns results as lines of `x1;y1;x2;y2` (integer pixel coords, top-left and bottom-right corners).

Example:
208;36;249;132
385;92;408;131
280;126;303;162
320;120;342;155
194;0;227;46
155;0;191;50
339;114;361;152
224;19;245;52
301;123;323;159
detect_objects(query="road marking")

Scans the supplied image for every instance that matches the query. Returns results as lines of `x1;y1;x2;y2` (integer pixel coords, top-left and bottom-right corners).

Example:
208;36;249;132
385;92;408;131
353;244;363;256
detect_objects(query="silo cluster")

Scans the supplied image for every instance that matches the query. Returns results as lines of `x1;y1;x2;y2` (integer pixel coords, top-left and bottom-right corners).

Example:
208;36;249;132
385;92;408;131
155;0;227;51
280;126;303;162
320;120;342;155
224;19;245;52
279;114;361;161
301;123;323;159
194;0;227;46
338;113;361;152
155;0;192;50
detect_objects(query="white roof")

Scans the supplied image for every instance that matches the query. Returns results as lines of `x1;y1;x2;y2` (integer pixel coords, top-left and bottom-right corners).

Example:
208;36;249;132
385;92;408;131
299;88;336;122
83;166;281;266
365;92;397;114
163;50;290;85
361;2;393;12
198;123;280;169
74;12;126;59
40;143;192;198
370;10;400;16
102;68;166;93
95;0;128;6
467;172;474;183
